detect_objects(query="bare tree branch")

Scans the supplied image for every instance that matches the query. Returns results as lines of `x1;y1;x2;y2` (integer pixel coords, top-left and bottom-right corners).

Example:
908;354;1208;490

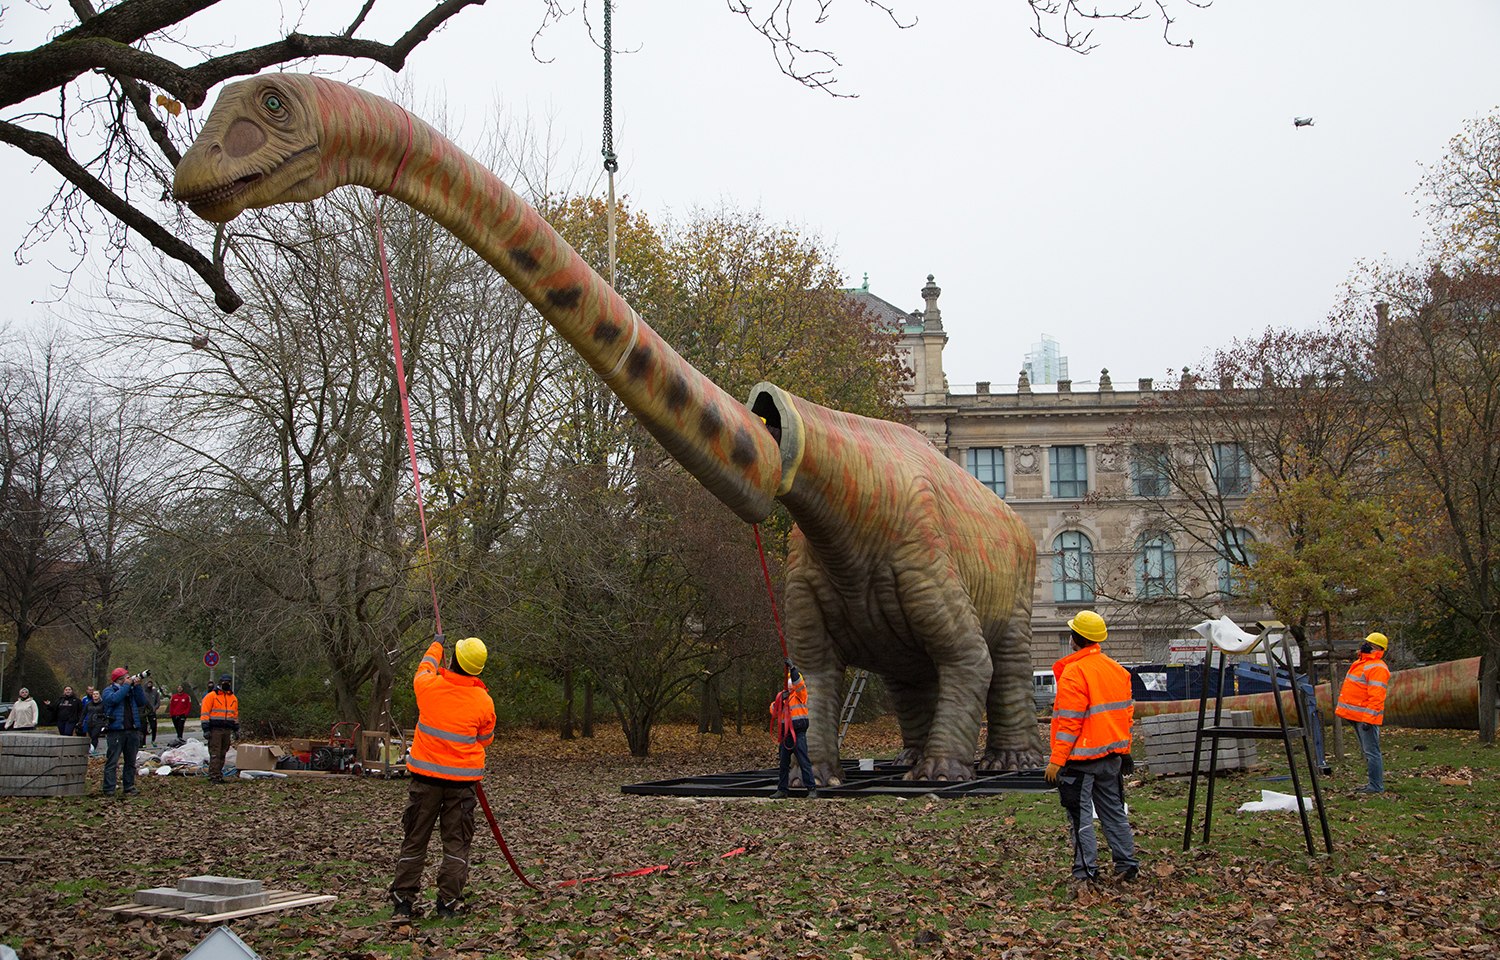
1028;0;1208;55
723;0;915;97
0;118;240;310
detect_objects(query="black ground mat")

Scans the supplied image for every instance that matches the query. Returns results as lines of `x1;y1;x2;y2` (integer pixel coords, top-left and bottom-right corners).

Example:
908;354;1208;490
621;759;1050;798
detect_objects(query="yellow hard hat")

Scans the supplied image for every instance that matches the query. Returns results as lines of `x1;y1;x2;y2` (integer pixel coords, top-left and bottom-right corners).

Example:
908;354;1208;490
1067;610;1108;643
1364;632;1389;650
454;636;488;675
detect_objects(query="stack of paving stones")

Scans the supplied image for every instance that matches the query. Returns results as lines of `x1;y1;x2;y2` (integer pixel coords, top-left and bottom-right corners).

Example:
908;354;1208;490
1135;710;1260;776
0;731;89;797
134;876;270;915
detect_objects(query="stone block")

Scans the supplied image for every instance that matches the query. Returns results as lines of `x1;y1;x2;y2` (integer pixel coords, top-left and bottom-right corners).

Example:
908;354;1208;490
136;887;205;909
0;732;88;756
180;876;264;896
187;891;271;913
0;755;88;777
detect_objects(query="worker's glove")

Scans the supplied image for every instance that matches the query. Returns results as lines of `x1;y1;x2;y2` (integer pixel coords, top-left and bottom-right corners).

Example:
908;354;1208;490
1044;762;1062;784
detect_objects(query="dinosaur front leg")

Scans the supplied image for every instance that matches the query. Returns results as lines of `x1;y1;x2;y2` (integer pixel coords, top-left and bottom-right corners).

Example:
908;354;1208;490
784;574;844;787
980;614;1046;772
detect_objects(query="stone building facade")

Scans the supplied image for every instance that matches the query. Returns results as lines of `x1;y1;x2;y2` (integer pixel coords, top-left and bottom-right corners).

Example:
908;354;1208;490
851;276;1269;670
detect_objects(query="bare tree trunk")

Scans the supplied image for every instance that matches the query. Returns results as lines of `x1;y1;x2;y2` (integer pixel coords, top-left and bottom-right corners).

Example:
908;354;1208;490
560;668;575;740
618;702;652;758
582;675;595;738
698;671;723;734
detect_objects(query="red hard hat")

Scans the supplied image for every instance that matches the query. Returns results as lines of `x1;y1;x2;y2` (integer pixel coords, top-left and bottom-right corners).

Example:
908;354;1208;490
110;667;128;682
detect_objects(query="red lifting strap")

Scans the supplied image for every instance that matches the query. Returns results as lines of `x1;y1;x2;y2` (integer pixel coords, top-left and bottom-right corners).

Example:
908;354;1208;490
475;783;543;890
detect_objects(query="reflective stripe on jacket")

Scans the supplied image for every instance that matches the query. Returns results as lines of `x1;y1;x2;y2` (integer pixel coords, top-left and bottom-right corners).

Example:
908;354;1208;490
787;678;809;721
408;641;497;782
1335;650;1389;726
1049;645;1134;767
199;690;240;729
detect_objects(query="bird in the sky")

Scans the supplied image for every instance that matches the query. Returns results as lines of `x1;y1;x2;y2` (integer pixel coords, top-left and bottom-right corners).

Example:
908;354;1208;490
1293;117;1315;128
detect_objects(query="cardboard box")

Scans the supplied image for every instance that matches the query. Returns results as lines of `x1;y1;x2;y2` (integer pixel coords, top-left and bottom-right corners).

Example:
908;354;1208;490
287;738;315;754
234;744;285;771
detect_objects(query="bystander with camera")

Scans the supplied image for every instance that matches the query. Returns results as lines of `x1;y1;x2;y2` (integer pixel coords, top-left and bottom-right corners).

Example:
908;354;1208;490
100;668;148;797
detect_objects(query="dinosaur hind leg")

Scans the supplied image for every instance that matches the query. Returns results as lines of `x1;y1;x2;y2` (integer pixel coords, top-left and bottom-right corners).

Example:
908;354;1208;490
895;564;991;782
885;674;939;767
980;593;1046;772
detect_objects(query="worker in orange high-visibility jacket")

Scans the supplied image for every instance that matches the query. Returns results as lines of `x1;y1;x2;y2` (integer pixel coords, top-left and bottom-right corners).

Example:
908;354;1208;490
768;662;817;799
198;674;240;783
389;636;496;920
1045;610;1139;893
1336;631;1391;794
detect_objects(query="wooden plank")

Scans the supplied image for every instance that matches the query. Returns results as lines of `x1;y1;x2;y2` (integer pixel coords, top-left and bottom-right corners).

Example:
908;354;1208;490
193;893;336;922
102;889;336;923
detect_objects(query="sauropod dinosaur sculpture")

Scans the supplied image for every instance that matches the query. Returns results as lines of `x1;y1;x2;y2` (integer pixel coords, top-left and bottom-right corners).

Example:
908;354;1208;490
173;75;1043;782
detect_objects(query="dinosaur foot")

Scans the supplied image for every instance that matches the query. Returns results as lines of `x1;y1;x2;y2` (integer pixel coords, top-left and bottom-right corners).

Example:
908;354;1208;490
978;746;1045;773
793;761;843;788
904;755;976;782
893;747;924;767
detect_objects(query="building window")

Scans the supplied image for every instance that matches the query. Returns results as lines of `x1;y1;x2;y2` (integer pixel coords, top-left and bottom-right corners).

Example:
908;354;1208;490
1053;531;1095;603
1135;532;1177;599
1132;444;1169;498
1218;527;1256;598
967;447;1005;497
1049;445;1088;498
1213;442;1252;496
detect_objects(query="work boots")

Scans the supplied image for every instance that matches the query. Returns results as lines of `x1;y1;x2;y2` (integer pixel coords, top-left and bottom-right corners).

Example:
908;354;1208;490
389;892;415;920
435;898;465;919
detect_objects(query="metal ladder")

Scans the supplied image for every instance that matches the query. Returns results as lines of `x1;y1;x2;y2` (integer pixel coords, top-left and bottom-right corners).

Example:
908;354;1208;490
837;669;870;748
1182;625;1333;856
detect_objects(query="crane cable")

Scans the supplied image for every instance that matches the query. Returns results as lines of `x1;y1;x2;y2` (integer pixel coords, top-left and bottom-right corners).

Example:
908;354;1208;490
602;0;619;288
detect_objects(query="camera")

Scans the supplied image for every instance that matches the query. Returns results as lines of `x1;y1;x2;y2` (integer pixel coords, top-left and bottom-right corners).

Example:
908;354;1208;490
128;668;152;683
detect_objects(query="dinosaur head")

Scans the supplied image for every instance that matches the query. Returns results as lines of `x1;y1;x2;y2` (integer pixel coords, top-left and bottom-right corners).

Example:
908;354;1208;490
173;75;328;223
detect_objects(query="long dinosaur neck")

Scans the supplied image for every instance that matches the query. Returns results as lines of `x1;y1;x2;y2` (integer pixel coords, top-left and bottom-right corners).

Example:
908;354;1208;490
311;79;781;522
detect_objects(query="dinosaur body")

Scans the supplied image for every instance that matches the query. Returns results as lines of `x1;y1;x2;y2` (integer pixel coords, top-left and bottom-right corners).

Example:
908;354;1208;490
174;76;1043;781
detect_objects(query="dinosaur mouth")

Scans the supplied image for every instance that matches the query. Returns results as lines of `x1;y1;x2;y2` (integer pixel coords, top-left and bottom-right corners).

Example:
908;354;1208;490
179;172;263;212
175;145;319;216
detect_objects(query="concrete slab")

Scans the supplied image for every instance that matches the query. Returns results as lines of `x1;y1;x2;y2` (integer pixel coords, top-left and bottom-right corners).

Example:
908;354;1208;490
135;887;204;909
187;892;271;913
180;876;264;896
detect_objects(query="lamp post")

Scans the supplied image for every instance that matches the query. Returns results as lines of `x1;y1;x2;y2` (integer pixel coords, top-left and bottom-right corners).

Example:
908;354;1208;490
0;640;8;701
231;655;237;692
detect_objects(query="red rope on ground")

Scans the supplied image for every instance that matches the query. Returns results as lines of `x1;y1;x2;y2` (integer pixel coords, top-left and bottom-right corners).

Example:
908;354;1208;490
555;846;749;888
475;783;543;890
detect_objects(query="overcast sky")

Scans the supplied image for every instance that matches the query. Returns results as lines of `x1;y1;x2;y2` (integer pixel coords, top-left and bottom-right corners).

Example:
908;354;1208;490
5;1;1500;390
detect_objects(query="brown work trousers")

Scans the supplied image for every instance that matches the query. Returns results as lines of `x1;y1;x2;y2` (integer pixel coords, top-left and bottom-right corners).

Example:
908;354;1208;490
207;728;234;780
391;777;478;903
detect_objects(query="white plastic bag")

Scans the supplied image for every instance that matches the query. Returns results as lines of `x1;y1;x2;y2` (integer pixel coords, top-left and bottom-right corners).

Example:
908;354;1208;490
1237;789;1312;813
160;738;210;766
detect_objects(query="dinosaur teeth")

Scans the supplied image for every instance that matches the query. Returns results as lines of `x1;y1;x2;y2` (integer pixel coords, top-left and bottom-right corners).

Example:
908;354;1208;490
179;173;260;208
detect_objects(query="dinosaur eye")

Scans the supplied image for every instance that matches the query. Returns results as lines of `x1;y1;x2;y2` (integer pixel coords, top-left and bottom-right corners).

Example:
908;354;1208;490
263;93;285;114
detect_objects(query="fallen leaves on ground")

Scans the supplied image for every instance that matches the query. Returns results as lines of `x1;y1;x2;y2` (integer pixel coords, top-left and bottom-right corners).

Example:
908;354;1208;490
0;722;1496;958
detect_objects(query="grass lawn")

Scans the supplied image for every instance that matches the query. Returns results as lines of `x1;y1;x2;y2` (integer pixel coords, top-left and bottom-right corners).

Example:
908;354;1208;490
1;720;1496;958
